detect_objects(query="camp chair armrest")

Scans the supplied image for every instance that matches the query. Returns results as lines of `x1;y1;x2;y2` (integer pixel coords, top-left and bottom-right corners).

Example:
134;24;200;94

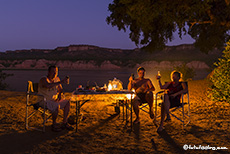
156;91;164;96
27;92;44;97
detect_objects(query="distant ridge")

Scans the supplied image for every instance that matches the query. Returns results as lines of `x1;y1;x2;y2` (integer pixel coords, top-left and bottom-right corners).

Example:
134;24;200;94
0;44;222;70
4;44;197;53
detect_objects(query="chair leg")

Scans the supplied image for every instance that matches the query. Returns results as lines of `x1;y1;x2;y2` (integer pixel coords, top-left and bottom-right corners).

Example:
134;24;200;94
122;100;125;121
25;107;28;130
43;108;46;132
182;96;184;128
25;94;29;130
126;101;128;123
154;96;157;124
130;98;133;129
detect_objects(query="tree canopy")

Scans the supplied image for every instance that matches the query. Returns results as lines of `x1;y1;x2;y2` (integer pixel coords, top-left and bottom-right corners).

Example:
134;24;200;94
106;0;230;53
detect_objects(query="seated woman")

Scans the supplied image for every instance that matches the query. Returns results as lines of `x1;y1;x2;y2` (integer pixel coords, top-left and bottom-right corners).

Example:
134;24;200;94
38;65;74;132
156;71;188;132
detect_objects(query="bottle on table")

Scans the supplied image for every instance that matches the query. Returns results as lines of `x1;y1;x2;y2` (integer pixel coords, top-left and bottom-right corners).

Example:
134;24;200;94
66;76;70;84
157;71;161;80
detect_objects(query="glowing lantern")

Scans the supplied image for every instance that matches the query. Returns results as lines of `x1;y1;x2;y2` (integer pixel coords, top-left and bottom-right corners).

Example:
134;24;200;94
107;78;123;91
108;80;113;91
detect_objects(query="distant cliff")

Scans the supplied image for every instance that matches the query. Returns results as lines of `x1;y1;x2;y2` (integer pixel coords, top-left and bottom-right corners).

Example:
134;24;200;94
0;44;222;70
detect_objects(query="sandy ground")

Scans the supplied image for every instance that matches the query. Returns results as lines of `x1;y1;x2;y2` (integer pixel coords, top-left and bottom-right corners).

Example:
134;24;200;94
0;80;229;154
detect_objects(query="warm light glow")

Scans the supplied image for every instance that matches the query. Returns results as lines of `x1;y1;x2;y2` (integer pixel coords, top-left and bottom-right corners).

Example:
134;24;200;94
126;94;132;100
126;94;135;100
108;83;113;91
126;89;135;100
107;78;123;91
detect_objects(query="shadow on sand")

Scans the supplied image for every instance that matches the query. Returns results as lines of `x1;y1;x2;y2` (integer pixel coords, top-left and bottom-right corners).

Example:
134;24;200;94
75;113;119;137
157;129;185;154
133;122;140;140
0;126;68;154
185;124;229;154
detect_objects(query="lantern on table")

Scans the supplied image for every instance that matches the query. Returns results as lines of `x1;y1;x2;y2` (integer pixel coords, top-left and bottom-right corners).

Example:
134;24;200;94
107;78;123;91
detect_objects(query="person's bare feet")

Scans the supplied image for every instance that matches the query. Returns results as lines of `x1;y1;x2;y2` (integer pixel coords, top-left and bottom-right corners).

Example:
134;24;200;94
51;124;62;132
61;123;74;130
165;114;171;121
157;126;164;132
149;110;154;119
164;118;171;122
134;118;140;124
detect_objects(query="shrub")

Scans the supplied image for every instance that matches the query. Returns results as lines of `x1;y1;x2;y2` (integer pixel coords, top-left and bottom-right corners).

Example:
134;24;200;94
174;63;196;81
0;70;13;90
208;40;230;103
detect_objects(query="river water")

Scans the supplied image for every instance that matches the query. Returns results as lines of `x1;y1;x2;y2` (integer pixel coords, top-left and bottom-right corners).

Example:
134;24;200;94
3;69;134;92
3;69;210;92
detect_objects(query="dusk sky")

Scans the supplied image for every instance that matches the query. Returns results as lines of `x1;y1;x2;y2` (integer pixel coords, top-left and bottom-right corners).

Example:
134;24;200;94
0;0;195;52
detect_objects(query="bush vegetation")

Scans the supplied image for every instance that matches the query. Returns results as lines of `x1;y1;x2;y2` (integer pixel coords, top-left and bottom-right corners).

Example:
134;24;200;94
0;70;13;90
175;64;196;81
208;40;230;103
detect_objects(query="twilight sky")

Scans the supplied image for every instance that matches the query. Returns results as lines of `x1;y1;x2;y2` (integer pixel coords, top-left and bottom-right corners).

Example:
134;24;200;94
0;0;195;52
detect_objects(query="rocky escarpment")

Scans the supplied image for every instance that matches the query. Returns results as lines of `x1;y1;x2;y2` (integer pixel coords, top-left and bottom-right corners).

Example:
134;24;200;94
0;59;210;70
0;44;222;70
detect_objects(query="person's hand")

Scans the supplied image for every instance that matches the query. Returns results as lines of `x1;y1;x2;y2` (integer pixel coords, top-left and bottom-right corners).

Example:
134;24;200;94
61;77;68;84
170;93;177;98
156;75;161;80
129;76;134;82
56;93;62;101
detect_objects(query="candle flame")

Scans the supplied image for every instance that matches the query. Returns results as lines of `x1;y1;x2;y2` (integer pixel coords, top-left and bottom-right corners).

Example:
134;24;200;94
126;89;135;99
108;83;112;91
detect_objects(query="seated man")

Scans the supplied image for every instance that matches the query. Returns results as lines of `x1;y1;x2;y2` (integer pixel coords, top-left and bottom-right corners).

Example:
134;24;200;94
156;71;188;132
128;67;155;124
38;65;73;132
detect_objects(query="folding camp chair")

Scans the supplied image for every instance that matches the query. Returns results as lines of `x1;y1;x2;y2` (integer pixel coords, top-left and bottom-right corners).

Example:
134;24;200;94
130;93;155;119
139;101;151;114
25;81;52;132
154;82;190;128
138;92;165;124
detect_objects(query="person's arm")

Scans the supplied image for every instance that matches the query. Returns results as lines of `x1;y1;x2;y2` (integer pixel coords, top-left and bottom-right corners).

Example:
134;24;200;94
170;82;188;98
158;79;170;89
56;77;64;101
128;76;135;90
40;77;62;89
147;79;155;91
56;77;63;92
40;76;68;89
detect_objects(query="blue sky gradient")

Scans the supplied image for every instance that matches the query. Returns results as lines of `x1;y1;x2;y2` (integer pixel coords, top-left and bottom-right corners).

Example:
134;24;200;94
0;0;194;52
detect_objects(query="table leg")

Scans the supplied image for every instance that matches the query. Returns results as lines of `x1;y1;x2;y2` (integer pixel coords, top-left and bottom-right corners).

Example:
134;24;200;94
123;100;125;121
126;100;128;123
155;95;157;123
130;97;133;129
76;100;80;132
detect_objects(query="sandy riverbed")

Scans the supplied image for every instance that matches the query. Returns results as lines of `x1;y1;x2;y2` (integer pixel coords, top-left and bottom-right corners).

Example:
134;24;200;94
0;80;229;154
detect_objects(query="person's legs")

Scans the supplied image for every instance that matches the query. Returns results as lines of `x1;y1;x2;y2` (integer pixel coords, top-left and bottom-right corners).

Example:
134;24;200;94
158;94;170;131
51;108;63;131
59;100;70;124
132;97;140;123
157;102;165;131
46;100;59;125
145;91;154;119
59;99;74;130
164;94;171;120
52;108;59;125
63;101;70;124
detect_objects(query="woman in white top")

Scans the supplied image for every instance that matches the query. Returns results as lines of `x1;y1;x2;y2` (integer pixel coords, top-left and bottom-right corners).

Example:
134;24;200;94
38;65;73;131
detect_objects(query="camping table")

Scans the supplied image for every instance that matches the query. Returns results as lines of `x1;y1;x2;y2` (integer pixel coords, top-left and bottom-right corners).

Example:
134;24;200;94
70;90;135;132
